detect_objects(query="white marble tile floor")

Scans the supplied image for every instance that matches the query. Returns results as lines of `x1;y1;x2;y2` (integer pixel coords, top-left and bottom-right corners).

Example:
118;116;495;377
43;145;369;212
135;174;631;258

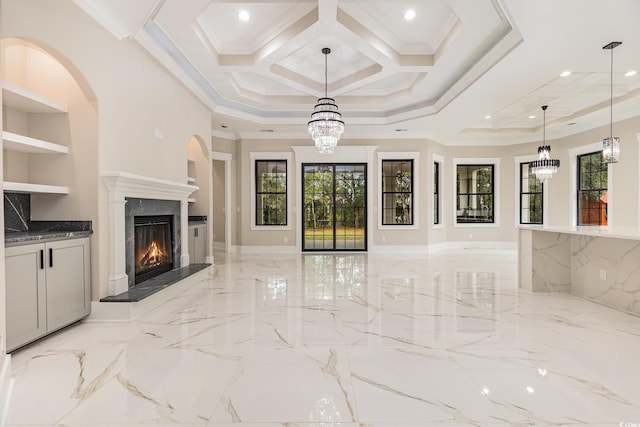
6;248;640;426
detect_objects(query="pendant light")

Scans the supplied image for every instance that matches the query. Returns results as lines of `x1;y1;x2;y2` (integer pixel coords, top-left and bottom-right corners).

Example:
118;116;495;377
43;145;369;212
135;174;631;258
602;41;622;163
529;105;560;184
308;48;344;154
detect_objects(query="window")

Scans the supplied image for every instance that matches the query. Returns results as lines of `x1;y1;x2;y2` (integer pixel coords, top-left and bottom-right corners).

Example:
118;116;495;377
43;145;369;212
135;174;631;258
255;160;287;225
382;159;413;225
520;162;543;224
433;161;440;225
577;151;608;225
456;164;494;224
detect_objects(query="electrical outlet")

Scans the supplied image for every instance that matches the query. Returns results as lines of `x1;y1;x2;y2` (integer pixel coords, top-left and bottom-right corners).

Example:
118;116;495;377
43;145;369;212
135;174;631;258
599;269;607;280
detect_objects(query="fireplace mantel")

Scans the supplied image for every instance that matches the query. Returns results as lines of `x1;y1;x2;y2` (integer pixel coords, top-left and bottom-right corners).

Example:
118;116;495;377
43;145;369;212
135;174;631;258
102;171;197;200
102;172;198;296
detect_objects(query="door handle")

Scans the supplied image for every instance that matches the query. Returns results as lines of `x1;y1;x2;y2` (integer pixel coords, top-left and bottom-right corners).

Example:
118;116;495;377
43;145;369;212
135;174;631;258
40;249;44;270
49;248;53;267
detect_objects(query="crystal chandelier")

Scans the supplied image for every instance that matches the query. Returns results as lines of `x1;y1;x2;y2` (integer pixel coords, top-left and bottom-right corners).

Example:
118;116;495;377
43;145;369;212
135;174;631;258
529;105;560;184
602;41;622;163
308;48;344;154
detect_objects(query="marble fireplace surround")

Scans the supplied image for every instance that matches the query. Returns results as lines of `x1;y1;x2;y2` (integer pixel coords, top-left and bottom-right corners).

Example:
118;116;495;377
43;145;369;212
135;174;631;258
102;172;197;296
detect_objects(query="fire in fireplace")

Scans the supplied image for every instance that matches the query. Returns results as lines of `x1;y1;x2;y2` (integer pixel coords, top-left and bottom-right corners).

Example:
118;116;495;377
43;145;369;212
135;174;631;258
134;215;174;284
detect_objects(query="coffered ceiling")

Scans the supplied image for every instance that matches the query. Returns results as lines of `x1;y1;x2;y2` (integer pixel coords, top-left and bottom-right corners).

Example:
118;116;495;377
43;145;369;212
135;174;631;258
74;0;640;145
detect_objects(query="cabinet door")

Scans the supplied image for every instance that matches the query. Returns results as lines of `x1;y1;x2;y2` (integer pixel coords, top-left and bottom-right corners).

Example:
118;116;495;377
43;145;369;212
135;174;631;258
5;244;47;351
194;225;207;264
45;238;91;332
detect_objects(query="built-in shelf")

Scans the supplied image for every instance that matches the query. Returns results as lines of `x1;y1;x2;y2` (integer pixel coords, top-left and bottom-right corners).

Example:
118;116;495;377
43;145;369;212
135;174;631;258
187;198;196;203
187;177;196;184
2;81;67;114
3;181;69;195
2;131;68;154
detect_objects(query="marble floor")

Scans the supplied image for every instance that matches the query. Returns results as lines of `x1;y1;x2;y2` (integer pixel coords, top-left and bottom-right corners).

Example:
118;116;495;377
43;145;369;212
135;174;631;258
6;248;640;426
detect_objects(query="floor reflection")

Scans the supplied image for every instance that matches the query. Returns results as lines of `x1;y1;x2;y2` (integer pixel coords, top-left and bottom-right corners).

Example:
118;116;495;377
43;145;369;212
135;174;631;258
9;248;640;425
304;254;366;301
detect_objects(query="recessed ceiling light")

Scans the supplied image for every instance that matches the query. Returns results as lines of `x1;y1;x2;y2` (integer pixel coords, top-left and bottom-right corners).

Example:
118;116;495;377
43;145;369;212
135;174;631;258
404;9;416;20
625;70;637;77
484;115;491;119
220;124;228;129
260;129;274;133
526;386;535;394
528;115;536;119
560;70;571;77
238;10;250;21
395;128;408;132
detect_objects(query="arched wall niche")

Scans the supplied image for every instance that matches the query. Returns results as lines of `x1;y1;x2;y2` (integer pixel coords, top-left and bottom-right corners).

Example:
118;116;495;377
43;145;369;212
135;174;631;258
1;36;100;298
1;37;97;109
186;134;210;217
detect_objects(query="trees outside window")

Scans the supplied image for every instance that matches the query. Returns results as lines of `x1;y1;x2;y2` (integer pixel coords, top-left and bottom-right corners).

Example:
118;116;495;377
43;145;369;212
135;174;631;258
578;151;608;226
456;164;494;224
255;160;287;225
382;160;413;225
520;162;543;224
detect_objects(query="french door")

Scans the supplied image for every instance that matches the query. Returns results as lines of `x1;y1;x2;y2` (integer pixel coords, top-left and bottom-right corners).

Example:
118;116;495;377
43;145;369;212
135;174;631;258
302;163;367;251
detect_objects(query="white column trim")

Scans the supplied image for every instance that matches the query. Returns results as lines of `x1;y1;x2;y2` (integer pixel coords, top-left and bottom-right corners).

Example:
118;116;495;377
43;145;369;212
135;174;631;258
211;152;232;255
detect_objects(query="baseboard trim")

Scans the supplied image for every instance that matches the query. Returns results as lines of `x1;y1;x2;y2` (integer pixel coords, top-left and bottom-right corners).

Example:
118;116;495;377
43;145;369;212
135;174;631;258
88;265;212;321
444;240;518;251
369;245;430;254
239;245;298;254
230;241;518;255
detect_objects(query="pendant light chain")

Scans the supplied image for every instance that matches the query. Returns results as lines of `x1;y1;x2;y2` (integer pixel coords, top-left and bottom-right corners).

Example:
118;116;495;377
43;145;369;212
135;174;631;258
324;50;328;98
602;41;622;164
609;46;613;140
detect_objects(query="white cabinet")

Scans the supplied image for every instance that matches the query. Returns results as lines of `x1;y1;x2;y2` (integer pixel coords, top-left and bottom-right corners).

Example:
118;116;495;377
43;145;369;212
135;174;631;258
188;223;207;264
2;81;70;195
5;237;90;351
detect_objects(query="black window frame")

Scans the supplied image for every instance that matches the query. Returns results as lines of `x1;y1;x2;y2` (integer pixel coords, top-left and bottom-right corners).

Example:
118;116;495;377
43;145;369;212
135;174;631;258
456;164;495;224
577;151;608;226
434;161;440;225
519;162;543;225
255;159;287;226
381;159;414;225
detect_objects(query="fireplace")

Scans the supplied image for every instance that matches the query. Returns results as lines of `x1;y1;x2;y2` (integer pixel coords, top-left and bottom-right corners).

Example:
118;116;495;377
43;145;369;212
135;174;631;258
134;215;174;284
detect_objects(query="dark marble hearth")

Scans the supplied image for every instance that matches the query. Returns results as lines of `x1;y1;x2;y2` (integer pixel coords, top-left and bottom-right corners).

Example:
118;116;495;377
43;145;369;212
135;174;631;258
100;263;210;303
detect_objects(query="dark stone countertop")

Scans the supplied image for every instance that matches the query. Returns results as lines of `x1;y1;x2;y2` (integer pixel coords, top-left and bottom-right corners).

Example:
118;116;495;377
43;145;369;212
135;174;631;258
5;230;93;246
188;215;207;225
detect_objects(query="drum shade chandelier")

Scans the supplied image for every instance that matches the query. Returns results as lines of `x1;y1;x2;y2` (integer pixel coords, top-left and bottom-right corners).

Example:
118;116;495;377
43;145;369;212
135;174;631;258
602;41;622;163
529;105;560;184
308;48;344;154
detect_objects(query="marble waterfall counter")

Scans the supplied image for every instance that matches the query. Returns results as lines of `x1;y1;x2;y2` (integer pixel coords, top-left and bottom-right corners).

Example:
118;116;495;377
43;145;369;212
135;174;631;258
519;225;640;315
